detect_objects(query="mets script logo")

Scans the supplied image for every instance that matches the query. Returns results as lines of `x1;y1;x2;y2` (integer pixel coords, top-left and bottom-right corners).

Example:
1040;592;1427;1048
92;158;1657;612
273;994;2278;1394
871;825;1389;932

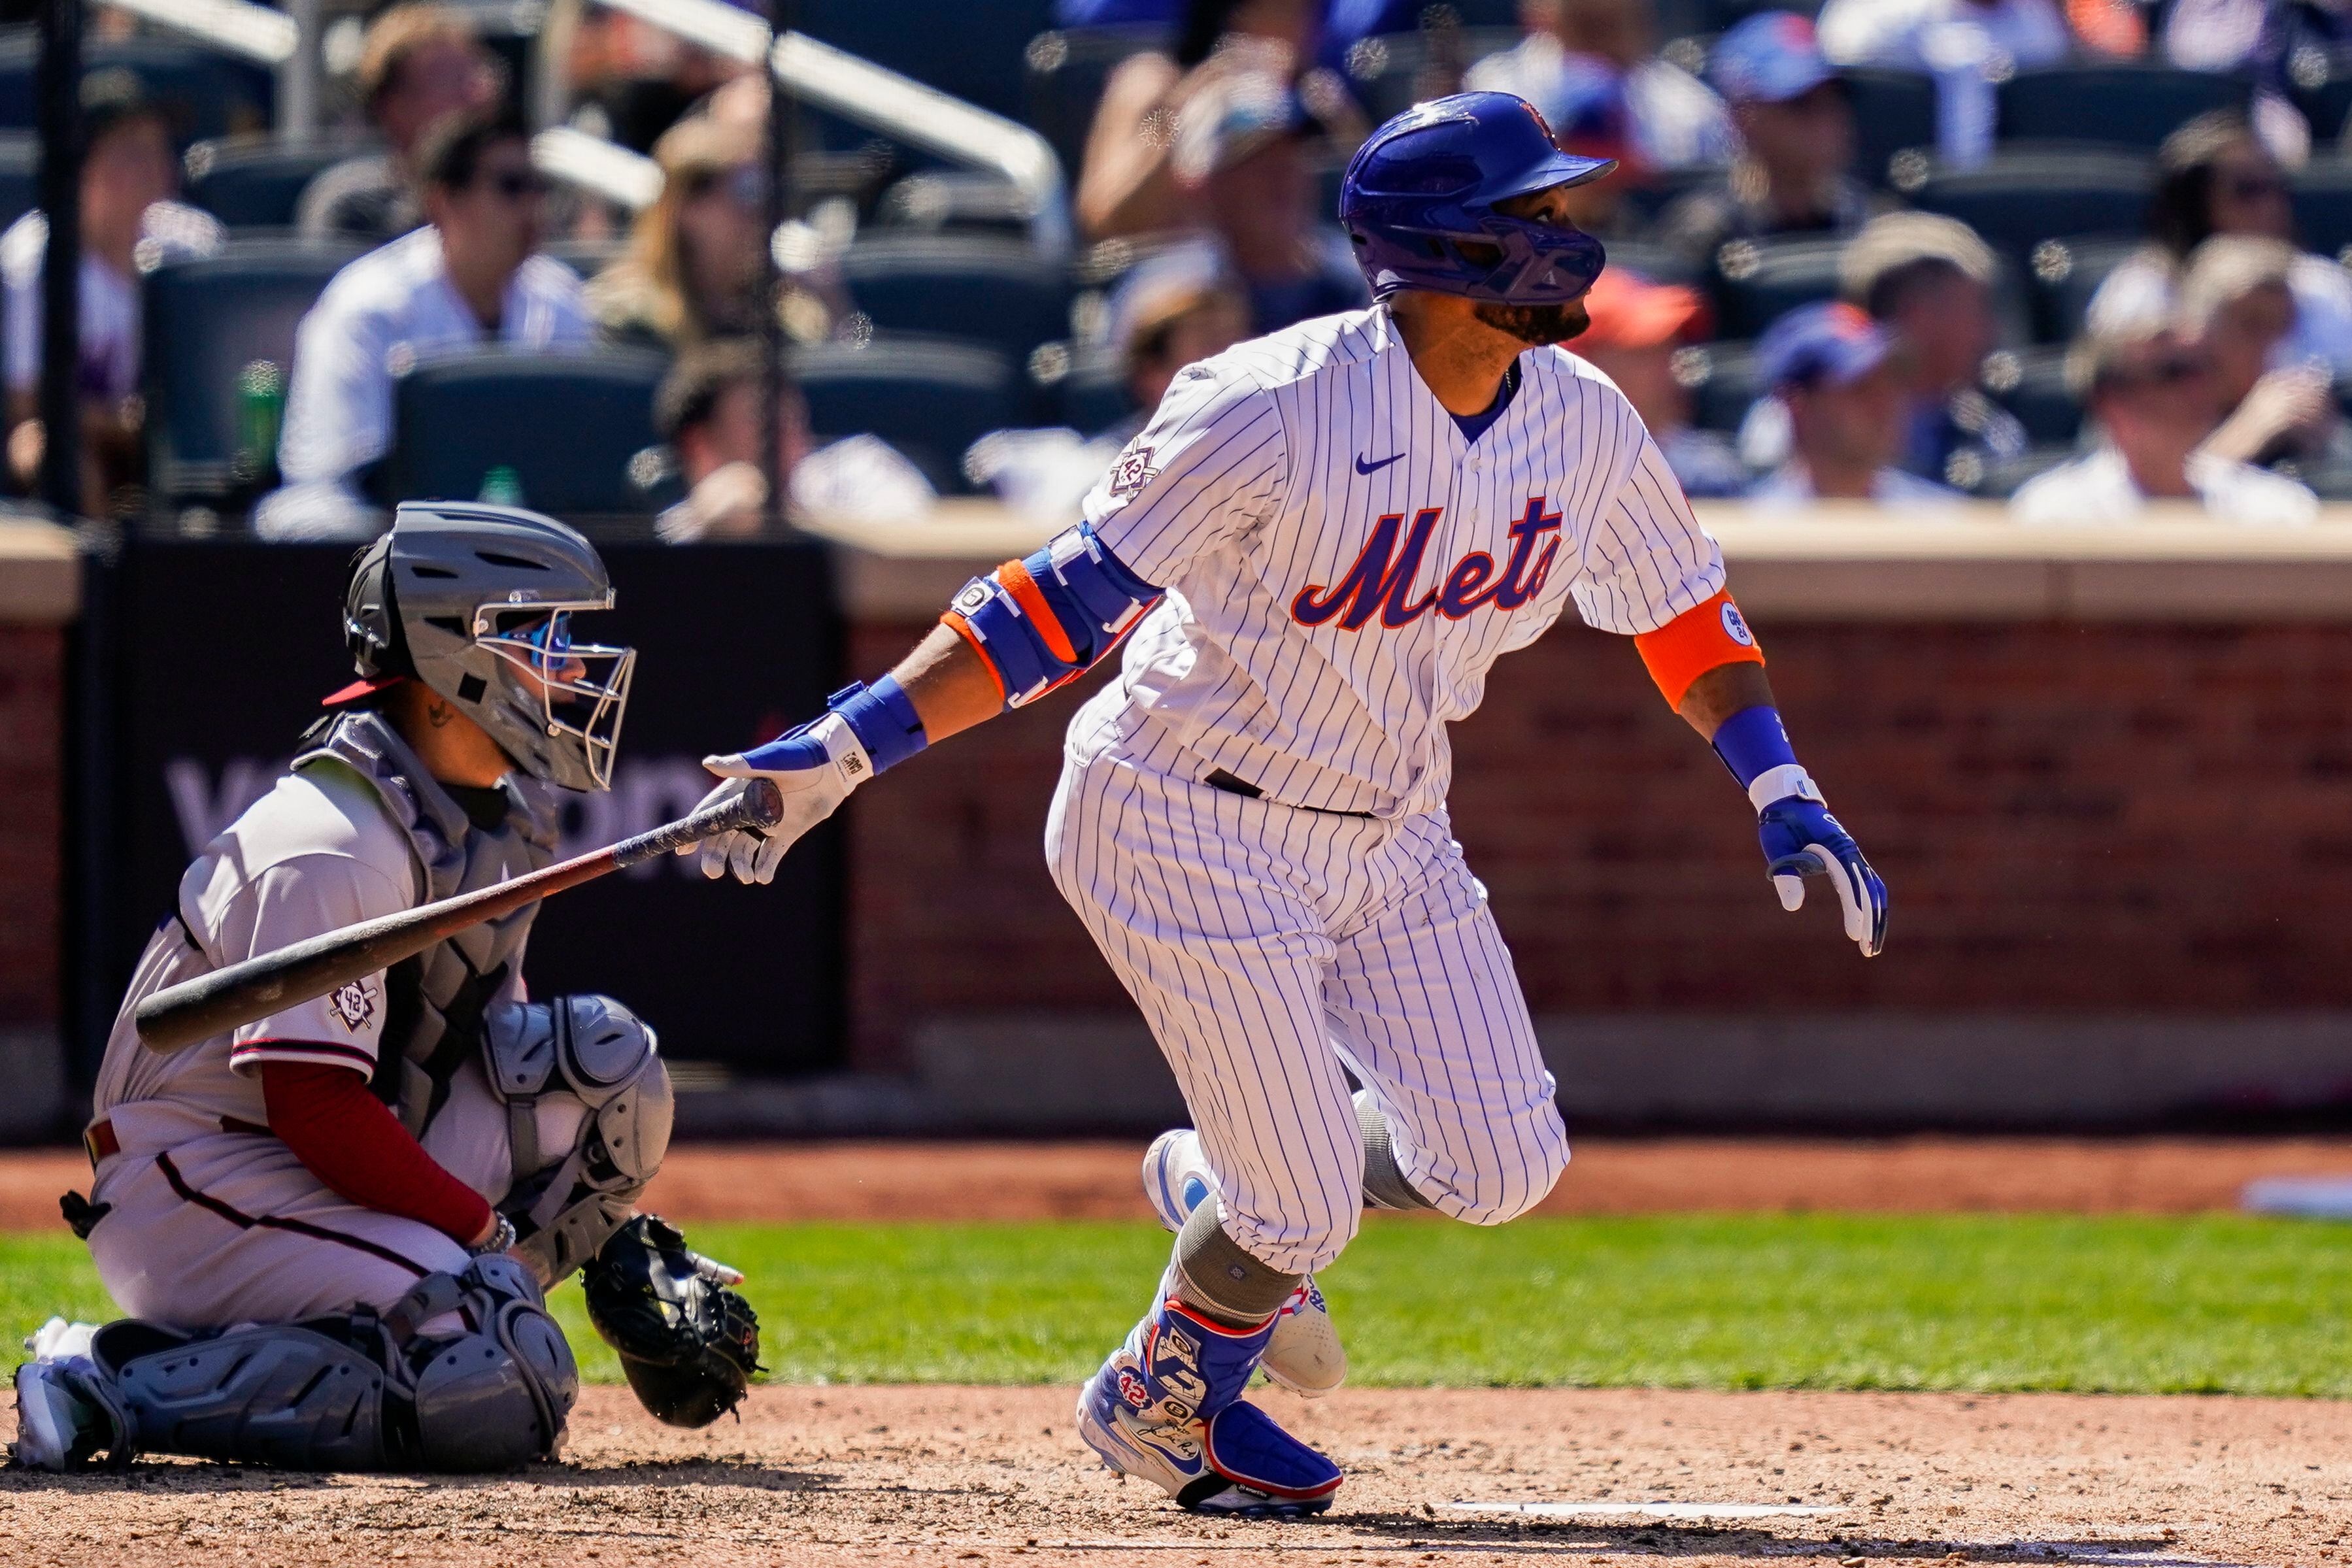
1107;442;1160;497
325;977;379;1034
1292;497;1562;631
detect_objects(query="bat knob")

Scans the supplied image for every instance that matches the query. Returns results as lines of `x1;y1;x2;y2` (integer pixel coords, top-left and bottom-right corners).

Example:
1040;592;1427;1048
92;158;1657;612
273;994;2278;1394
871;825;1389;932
740;776;785;829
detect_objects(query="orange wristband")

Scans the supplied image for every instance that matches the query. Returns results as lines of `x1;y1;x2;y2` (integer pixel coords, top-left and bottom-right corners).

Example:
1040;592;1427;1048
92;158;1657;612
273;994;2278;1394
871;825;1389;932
1632;589;1764;709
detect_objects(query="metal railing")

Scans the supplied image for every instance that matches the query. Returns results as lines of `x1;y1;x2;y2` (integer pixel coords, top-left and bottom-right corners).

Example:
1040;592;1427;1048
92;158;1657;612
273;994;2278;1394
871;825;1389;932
550;0;1071;254
532;124;663;210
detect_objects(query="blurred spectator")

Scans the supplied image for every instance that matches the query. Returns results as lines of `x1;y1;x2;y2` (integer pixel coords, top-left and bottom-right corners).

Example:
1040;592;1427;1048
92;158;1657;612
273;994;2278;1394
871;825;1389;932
1573;267;1747;496
652;339;933;541
2162;0;2342;159
1179;75;1367;331
3;70;222;505
968;248;1252;520
589;115;772;353
298;4;498;245
1745;301;1964;505
2088;112;2352;375
1816;0;2072;71
2011;318;2319;522
1841;211;2025;486
258;110;593;539
1466;0;1736;172
1817;0;2076;163
1658;14;1878;268
1076;0;1358;240
2182;235;2345;469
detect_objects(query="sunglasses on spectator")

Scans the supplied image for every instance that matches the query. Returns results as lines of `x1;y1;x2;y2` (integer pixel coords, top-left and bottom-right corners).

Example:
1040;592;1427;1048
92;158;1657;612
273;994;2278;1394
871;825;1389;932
482;168;549;201
2104;354;2210;392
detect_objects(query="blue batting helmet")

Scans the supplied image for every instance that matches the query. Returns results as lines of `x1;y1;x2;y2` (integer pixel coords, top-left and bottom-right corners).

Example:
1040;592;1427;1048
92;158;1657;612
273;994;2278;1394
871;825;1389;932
1338;92;1615;306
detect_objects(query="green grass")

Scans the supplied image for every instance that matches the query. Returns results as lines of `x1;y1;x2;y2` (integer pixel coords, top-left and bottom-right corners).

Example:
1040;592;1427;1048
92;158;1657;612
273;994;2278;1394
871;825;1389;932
6;1214;2350;1395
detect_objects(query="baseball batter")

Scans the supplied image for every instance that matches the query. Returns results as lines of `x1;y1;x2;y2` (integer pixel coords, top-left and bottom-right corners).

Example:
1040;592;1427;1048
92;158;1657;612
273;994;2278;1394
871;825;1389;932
12;503;758;1474
689;92;1887;1515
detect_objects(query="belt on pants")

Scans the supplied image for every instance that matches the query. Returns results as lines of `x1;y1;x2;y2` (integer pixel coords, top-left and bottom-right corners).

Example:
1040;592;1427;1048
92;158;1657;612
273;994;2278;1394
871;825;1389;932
1202;769;1376;820
84;1113;273;1171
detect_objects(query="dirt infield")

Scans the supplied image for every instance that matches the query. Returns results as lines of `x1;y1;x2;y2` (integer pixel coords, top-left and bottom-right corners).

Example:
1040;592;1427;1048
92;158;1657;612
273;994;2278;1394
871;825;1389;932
3;1383;2343;1566
11;1135;2347;1230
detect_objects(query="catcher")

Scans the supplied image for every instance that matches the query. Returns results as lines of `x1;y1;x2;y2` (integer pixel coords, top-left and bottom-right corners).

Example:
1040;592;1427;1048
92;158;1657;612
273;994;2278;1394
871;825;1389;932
11;501;759;1473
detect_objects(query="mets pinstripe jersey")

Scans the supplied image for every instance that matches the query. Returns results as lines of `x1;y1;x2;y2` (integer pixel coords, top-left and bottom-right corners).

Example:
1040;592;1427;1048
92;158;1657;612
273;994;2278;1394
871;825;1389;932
1045;302;1732;1276
1072;303;1726;818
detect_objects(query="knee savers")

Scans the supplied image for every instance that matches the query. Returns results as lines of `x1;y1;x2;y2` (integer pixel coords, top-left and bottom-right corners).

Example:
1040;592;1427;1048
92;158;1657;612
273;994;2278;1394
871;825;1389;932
92;1255;577;1472
482;993;673;1284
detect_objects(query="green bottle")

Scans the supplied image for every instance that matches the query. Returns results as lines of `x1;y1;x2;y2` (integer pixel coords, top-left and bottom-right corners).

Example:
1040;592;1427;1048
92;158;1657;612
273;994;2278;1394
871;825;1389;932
233;358;285;481
479;465;525;505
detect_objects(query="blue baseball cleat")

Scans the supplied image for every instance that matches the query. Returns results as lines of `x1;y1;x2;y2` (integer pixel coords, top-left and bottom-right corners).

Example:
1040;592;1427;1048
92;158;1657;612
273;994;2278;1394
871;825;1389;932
1141;1130;1348;1397
1077;1292;1343;1517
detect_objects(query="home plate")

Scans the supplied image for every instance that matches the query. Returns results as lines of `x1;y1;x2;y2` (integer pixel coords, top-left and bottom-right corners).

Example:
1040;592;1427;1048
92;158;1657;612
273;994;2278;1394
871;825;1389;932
1444;1501;1842;1521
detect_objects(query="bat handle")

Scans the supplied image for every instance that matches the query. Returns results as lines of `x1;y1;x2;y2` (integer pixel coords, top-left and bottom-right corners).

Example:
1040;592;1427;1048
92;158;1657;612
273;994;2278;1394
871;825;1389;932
612;777;785;869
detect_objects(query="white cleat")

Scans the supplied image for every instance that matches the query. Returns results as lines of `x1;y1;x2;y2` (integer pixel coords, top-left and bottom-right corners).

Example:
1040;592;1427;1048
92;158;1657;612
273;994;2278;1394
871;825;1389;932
10;1357;129;1472
1140;1129;1349;1398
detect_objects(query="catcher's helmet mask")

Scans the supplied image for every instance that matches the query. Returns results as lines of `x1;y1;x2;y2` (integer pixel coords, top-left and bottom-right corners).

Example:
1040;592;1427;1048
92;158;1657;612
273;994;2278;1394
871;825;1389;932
343;501;637;793
1340;92;1615;308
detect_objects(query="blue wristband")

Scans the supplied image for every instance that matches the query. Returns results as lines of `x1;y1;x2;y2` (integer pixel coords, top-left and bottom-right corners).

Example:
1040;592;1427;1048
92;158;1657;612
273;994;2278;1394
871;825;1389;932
1710;705;1798;789
828;675;928;775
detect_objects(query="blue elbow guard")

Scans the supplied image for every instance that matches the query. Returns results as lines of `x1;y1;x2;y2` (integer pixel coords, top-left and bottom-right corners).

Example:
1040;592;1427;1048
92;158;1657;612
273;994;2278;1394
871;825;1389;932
941;524;1161;707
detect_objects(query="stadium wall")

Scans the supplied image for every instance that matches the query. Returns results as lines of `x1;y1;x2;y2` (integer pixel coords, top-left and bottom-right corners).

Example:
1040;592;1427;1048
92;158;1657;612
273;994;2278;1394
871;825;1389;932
8;509;2352;1133
834;505;2352;1131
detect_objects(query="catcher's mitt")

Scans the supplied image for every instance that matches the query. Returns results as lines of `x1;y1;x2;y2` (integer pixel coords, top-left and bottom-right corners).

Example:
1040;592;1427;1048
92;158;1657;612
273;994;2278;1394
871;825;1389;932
580;1214;762;1427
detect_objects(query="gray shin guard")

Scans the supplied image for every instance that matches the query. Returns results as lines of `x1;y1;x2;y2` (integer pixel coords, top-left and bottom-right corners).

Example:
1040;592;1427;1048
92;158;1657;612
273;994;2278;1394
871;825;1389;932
88;1256;576;1473
1171;1199;1303;1325
1356;1090;1436;1212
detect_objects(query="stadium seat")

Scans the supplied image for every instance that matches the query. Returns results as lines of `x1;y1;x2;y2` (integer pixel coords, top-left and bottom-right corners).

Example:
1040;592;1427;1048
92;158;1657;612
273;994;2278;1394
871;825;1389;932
794;335;1029;493
379;348;671;520
1681;339;1762;436
183;136;374;230
1054;347;1134;435
873;171;1037;239
140;237;367;505
1979;345;2080;446
1024;25;1168;180
1906;152;2153;277
839;233;1075;364
2024;235;2143;345
1705;234;1846;341
0;35;273;145
799;0;1058;124
545;237;624;280
2292;159;2352;263
1337;26;1520;124
1995;65;2249;152
1842;67;1937;189
0;133;33;234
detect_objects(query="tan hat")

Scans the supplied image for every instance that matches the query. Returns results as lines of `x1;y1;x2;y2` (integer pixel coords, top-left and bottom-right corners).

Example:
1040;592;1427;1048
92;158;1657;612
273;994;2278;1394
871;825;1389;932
1839;212;1997;312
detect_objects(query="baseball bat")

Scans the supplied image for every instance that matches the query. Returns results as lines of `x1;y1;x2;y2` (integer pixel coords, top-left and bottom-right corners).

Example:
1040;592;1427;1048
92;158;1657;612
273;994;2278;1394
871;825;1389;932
134;778;785;1056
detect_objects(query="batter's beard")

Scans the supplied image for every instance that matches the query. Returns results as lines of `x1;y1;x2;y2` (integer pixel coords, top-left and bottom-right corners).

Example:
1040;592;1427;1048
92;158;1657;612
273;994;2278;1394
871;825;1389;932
1472;297;1591;345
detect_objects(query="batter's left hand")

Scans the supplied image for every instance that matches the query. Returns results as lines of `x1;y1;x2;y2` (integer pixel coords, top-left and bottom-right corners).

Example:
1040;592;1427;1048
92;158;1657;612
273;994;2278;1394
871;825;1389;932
1758;796;1886;957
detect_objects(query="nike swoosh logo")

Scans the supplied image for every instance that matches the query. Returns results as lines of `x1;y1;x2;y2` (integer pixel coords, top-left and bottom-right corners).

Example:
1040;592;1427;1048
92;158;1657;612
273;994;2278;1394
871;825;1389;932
1354;452;1404;475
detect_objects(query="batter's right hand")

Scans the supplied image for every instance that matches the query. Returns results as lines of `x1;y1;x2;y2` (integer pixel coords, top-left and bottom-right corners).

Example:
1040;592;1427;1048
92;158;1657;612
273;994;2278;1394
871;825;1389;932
680;712;873;884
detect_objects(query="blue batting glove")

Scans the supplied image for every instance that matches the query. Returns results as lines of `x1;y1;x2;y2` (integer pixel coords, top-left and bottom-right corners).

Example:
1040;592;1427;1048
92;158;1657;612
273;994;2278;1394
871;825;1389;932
1757;793;1887;958
1713;706;1887;958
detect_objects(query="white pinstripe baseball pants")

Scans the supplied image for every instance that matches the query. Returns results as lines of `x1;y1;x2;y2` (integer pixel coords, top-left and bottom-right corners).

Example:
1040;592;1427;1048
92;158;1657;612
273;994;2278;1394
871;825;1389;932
1046;718;1569;1276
